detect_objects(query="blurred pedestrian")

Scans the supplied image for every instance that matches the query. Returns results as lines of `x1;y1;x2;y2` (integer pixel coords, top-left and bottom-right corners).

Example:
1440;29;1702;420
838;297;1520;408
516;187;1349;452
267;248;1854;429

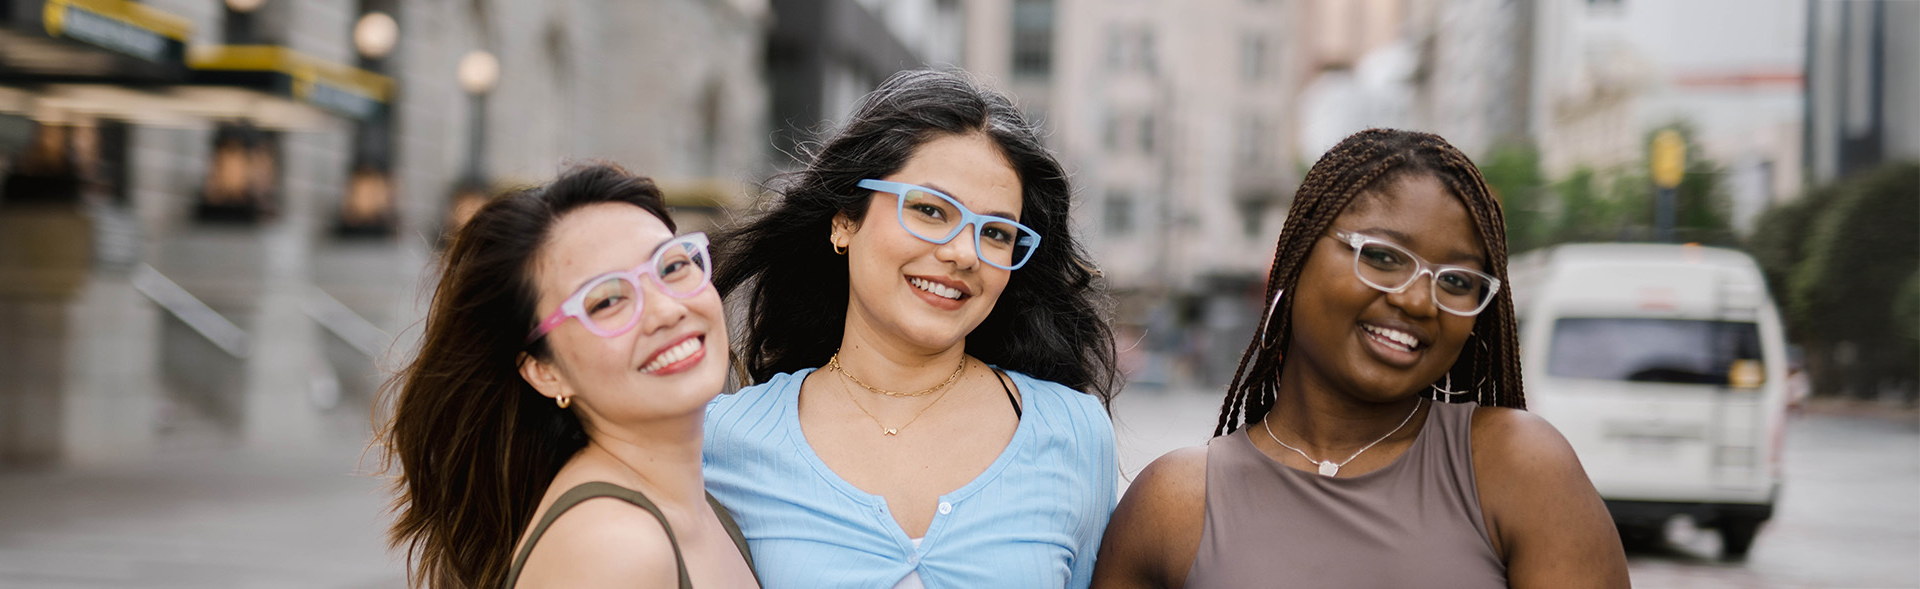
704;68;1121;588
1092;129;1628;588
378;164;759;588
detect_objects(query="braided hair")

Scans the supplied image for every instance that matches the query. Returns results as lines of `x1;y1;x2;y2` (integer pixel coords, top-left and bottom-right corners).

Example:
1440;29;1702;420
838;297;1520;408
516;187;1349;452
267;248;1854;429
1214;128;1526;437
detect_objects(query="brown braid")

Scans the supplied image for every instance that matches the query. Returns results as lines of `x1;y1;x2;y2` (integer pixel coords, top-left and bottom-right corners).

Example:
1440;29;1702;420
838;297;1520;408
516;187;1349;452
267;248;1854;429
1213;129;1527;437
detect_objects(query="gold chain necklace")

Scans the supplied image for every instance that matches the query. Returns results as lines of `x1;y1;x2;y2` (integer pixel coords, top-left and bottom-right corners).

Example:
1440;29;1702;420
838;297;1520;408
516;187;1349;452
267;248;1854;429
836;358;964;436
829;351;967;398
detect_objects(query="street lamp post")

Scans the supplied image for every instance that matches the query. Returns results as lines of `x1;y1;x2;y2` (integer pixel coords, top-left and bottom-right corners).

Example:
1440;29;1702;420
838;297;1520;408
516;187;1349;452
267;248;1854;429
445;50;500;235
457;50;499;183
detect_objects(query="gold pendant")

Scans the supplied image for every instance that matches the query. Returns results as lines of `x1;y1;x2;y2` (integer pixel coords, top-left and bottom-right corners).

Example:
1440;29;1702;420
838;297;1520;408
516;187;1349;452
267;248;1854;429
883;428;898;436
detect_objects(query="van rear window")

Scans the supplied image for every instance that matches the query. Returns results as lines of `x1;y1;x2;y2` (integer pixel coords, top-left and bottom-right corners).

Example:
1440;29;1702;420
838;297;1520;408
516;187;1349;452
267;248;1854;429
1547;318;1763;385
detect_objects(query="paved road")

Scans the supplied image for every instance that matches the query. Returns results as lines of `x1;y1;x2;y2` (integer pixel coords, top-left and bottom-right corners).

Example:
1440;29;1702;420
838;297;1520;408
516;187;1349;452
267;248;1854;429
1112;388;1920;589
0;390;1913;588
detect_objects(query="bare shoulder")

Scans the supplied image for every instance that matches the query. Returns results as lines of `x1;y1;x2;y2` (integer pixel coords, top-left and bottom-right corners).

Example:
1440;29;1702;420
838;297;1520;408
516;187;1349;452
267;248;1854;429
1092;445;1209;589
515;497;678;589
1468;406;1593;518
1470;406;1585;477
1469;406;1629;588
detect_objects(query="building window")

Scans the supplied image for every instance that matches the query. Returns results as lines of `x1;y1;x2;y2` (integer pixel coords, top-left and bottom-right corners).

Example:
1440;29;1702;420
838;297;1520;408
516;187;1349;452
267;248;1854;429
1236;114;1266;166
1103;113;1121;152
1237;194;1271;238
1012;0;1055;78
1138;112;1156;154
1105;191;1134;236
1138;29;1157;75
1240;33;1268;82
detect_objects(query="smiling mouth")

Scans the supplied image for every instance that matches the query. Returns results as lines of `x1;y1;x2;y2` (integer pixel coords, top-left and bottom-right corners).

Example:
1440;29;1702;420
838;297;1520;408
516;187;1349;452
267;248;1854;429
1361;323;1423;353
909;277;964;300
640;336;704;374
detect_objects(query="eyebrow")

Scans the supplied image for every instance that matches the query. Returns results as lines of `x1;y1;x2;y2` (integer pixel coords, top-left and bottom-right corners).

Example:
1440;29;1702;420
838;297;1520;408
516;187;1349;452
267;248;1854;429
918;181;1020;220
1352;227;1488;268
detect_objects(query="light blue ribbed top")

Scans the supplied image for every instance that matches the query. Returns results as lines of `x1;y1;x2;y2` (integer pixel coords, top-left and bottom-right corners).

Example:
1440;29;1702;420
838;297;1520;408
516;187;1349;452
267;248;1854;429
703;367;1118;589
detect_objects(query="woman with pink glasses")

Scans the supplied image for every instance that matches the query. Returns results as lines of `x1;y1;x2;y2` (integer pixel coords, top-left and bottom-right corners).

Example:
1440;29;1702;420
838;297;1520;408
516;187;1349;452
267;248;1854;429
378;163;759;588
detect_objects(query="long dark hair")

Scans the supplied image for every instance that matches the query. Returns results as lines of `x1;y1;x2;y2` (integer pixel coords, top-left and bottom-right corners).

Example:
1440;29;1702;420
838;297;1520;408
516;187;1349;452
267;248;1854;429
376;163;676;589
1215;129;1525;436
715;68;1119;403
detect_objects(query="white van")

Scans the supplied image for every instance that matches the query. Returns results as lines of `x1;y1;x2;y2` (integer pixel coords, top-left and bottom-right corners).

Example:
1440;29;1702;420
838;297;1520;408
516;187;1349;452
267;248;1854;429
1510;243;1788;560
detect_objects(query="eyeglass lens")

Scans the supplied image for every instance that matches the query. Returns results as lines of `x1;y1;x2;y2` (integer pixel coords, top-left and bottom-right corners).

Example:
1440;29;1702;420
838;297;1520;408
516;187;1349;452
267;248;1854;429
1353;241;1493;314
577;240;711;333
898;189;1037;268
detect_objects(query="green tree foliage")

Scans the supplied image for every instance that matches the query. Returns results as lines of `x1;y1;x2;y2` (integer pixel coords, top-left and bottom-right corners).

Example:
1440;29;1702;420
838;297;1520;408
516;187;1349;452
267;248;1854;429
1479;143;1548;253
1747;183;1840;336
1750;160;1919;398
1492;123;1735;249
1790;162;1920;349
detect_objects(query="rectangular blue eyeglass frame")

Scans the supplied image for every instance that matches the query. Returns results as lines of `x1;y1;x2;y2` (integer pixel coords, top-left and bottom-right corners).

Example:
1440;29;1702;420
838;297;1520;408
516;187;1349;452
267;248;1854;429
857;179;1042;270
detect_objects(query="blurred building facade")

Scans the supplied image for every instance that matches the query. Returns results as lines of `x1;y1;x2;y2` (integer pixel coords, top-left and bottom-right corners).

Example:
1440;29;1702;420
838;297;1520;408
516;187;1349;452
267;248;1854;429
1804;0;1920;185
0;0;776;466
965;0;1302;386
1529;0;1805;231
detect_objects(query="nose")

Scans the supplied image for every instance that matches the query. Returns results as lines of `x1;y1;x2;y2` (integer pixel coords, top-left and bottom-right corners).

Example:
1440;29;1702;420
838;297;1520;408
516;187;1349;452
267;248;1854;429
1384;268;1440;318
934;224;981;270
636;281;690;334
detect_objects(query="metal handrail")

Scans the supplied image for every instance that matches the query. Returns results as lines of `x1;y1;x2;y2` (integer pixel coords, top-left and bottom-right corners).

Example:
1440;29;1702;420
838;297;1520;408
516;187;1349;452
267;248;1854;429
303;286;388;358
130;263;250;359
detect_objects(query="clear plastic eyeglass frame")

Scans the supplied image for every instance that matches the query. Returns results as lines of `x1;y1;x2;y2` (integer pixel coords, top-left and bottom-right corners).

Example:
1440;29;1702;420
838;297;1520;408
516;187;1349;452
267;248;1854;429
525;232;711;345
1328;229;1501;317
856;179;1042;271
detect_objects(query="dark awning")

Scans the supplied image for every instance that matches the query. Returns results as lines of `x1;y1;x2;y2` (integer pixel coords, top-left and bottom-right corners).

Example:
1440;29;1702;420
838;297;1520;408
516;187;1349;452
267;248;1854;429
187;45;392;122
0;0;191;82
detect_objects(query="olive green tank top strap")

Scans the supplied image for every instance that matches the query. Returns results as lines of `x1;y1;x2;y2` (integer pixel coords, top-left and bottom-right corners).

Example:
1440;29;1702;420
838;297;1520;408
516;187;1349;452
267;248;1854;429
706;491;761;586
507;481;744;589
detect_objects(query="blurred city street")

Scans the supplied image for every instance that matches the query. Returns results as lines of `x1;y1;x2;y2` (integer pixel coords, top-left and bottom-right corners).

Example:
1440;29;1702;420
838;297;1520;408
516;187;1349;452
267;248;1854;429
0;0;1914;586
0;387;1907;588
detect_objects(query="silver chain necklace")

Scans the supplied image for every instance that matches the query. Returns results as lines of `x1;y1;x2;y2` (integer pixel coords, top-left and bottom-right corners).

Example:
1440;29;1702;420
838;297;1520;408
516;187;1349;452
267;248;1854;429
1262;398;1424;477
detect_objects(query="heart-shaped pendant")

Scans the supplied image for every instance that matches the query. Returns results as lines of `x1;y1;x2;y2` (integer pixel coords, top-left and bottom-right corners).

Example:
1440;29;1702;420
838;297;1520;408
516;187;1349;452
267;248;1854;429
883;428;898;436
1317;461;1340;477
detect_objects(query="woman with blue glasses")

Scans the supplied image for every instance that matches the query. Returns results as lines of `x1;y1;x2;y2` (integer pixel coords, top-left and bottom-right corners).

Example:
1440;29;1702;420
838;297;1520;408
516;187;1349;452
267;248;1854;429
704;69;1121;588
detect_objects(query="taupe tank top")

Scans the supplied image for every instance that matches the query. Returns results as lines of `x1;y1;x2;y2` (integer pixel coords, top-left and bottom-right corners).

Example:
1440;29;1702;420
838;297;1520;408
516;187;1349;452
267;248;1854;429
506;482;758;588
1185;401;1506;588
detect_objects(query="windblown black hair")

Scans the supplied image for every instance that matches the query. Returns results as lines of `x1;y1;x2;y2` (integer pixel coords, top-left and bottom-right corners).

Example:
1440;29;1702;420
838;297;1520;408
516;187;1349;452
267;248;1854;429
714;68;1119;404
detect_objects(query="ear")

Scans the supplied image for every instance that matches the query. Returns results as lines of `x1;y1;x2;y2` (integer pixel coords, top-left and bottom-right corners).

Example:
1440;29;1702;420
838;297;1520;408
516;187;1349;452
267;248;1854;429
517;351;571;402
830;212;859;249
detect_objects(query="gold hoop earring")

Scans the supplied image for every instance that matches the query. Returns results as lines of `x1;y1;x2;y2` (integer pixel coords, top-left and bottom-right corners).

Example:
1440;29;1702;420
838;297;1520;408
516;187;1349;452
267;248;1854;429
555;395;571;409
833;243;847;255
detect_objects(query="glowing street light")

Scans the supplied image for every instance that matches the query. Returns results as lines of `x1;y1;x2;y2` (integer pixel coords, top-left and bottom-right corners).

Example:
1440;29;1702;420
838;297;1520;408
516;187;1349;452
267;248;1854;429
354;12;399;60
457;50;499;95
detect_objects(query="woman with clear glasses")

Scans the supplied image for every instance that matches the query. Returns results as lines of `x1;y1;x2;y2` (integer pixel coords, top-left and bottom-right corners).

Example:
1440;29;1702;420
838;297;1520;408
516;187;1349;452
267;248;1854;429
704;69;1121;588
379;164;759;588
1092;129;1628;588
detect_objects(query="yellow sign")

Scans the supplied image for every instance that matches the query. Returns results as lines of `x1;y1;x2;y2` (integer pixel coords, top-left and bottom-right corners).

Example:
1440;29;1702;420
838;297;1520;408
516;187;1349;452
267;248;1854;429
1651;129;1686;189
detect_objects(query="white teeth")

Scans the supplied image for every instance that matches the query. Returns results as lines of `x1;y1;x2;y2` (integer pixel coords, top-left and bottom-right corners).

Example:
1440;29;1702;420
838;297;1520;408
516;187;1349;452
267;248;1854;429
910;277;962;300
642;338;702;373
1363;324;1420;350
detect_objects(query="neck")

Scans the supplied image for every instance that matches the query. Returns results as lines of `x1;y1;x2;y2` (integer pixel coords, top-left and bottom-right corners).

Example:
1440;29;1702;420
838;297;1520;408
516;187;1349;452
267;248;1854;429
834;318;970;394
578;414;707;507
1268;366;1425;454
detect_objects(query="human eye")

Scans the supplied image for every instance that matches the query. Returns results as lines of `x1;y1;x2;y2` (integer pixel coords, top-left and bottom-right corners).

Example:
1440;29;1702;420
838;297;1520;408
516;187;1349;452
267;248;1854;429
1436;271;1480;294
981;224;1016;245
908;203;947;220
584;280;633;317
659;259;689;278
1357;244;1405;268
